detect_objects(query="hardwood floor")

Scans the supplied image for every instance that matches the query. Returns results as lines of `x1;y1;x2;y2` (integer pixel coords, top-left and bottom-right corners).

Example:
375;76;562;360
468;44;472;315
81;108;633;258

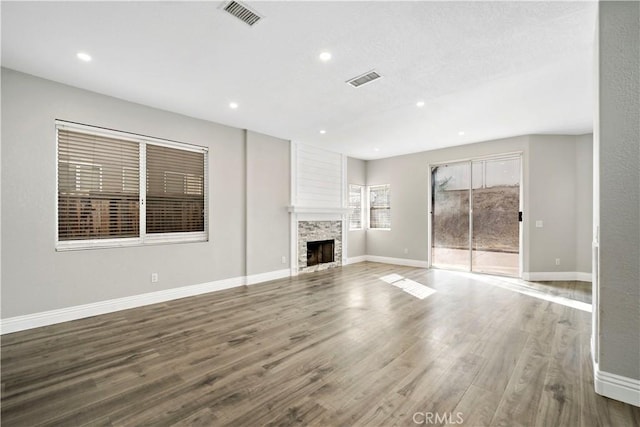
2;263;638;426
529;280;592;304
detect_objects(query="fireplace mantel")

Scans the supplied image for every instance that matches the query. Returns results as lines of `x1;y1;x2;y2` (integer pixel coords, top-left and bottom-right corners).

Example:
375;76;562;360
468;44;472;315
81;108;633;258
288;206;350;215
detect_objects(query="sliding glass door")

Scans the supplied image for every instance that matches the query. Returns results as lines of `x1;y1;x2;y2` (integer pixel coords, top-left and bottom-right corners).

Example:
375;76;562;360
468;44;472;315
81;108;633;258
430;155;521;277
431;162;470;271
471;157;521;276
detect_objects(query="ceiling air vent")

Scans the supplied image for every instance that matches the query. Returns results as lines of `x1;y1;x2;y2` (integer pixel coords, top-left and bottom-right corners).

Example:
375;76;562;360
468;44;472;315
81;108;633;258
223;1;262;26
346;70;382;88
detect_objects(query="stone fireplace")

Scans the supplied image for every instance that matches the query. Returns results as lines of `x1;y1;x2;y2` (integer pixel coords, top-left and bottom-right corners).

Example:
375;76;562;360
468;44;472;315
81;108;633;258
288;142;349;275
297;220;342;273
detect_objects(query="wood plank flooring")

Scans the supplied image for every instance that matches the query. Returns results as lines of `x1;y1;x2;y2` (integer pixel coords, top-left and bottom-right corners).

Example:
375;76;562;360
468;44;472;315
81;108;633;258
2;263;638;426
529;281;592;304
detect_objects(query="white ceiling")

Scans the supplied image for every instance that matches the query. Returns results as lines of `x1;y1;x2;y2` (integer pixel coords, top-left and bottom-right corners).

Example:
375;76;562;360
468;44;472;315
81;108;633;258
1;1;597;160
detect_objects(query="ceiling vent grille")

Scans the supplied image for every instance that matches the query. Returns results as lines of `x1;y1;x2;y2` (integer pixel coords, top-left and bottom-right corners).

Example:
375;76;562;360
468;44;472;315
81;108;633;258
346;70;382;88
223;1;262;26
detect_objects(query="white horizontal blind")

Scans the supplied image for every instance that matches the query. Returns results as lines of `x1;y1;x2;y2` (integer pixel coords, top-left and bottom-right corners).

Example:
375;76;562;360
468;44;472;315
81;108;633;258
349;184;363;229
369;184;391;229
58;129;140;240
146;144;205;234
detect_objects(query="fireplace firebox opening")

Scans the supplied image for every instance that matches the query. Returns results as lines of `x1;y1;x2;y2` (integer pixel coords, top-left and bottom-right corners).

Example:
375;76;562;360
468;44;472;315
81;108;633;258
307;239;335;267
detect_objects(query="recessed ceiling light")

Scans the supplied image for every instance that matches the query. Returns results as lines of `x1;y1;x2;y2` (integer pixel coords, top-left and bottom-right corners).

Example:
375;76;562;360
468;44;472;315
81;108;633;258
76;52;92;62
319;130;326;134
319;51;332;62
373;148;380;152
416;101;425;108
229;102;239;109
458;131;465;136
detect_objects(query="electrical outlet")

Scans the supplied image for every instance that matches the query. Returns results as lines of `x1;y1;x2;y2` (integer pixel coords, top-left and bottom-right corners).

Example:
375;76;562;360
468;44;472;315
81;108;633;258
151;273;159;283
555;258;560;266
536;220;544;228
281;255;287;264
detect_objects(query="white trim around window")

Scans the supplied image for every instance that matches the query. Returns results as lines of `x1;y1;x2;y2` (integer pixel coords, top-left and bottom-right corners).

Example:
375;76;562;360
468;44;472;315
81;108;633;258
368;184;391;230
55;120;208;251
348;184;364;230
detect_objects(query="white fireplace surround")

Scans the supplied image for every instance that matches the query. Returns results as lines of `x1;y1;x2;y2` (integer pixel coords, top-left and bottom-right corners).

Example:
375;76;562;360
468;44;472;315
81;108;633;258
288;142;349;275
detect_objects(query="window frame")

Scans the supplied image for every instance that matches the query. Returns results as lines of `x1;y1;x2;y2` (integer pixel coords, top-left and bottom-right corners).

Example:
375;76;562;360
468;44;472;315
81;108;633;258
55;120;208;251
368;184;391;230
348;184;364;231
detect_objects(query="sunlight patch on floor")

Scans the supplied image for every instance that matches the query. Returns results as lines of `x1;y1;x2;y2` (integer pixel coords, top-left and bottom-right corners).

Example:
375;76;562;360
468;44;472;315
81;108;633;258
380;274;436;300
450;270;592;313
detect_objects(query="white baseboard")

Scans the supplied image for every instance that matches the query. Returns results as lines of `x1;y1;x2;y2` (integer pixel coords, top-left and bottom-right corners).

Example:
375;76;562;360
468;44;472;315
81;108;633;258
594;360;640;407
245;269;291;285
1;269;291;335
345;256;367;265
365;255;429;269
574;272;593;282
523;271;592;282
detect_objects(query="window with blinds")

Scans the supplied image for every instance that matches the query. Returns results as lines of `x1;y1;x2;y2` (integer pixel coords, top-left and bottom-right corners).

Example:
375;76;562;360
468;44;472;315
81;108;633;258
58;129;140;241
369;184;391;229
349;184;363;230
56;122;207;249
146;144;205;234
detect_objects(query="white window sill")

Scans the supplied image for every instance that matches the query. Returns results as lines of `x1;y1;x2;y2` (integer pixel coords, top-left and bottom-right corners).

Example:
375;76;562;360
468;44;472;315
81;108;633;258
56;232;208;251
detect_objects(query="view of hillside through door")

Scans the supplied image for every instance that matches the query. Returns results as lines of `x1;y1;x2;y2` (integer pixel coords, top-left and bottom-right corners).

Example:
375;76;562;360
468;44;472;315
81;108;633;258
430;156;521;277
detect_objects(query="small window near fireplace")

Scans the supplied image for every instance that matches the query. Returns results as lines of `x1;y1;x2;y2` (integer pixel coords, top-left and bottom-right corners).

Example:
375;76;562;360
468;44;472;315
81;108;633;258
307;239;335;266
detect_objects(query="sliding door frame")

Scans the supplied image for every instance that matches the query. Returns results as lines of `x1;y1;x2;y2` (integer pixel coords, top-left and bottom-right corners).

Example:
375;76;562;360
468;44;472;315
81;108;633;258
427;151;524;278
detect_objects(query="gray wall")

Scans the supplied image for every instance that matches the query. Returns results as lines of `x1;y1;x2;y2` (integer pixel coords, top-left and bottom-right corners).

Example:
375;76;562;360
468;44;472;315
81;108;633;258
364;134;593;276
347;157;366;258
246;131;290;275
595;1;639;380
528;135;578;273
1;69;290;318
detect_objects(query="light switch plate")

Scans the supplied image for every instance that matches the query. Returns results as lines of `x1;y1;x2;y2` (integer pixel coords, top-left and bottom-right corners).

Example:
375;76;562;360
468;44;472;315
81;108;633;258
536;220;543;228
